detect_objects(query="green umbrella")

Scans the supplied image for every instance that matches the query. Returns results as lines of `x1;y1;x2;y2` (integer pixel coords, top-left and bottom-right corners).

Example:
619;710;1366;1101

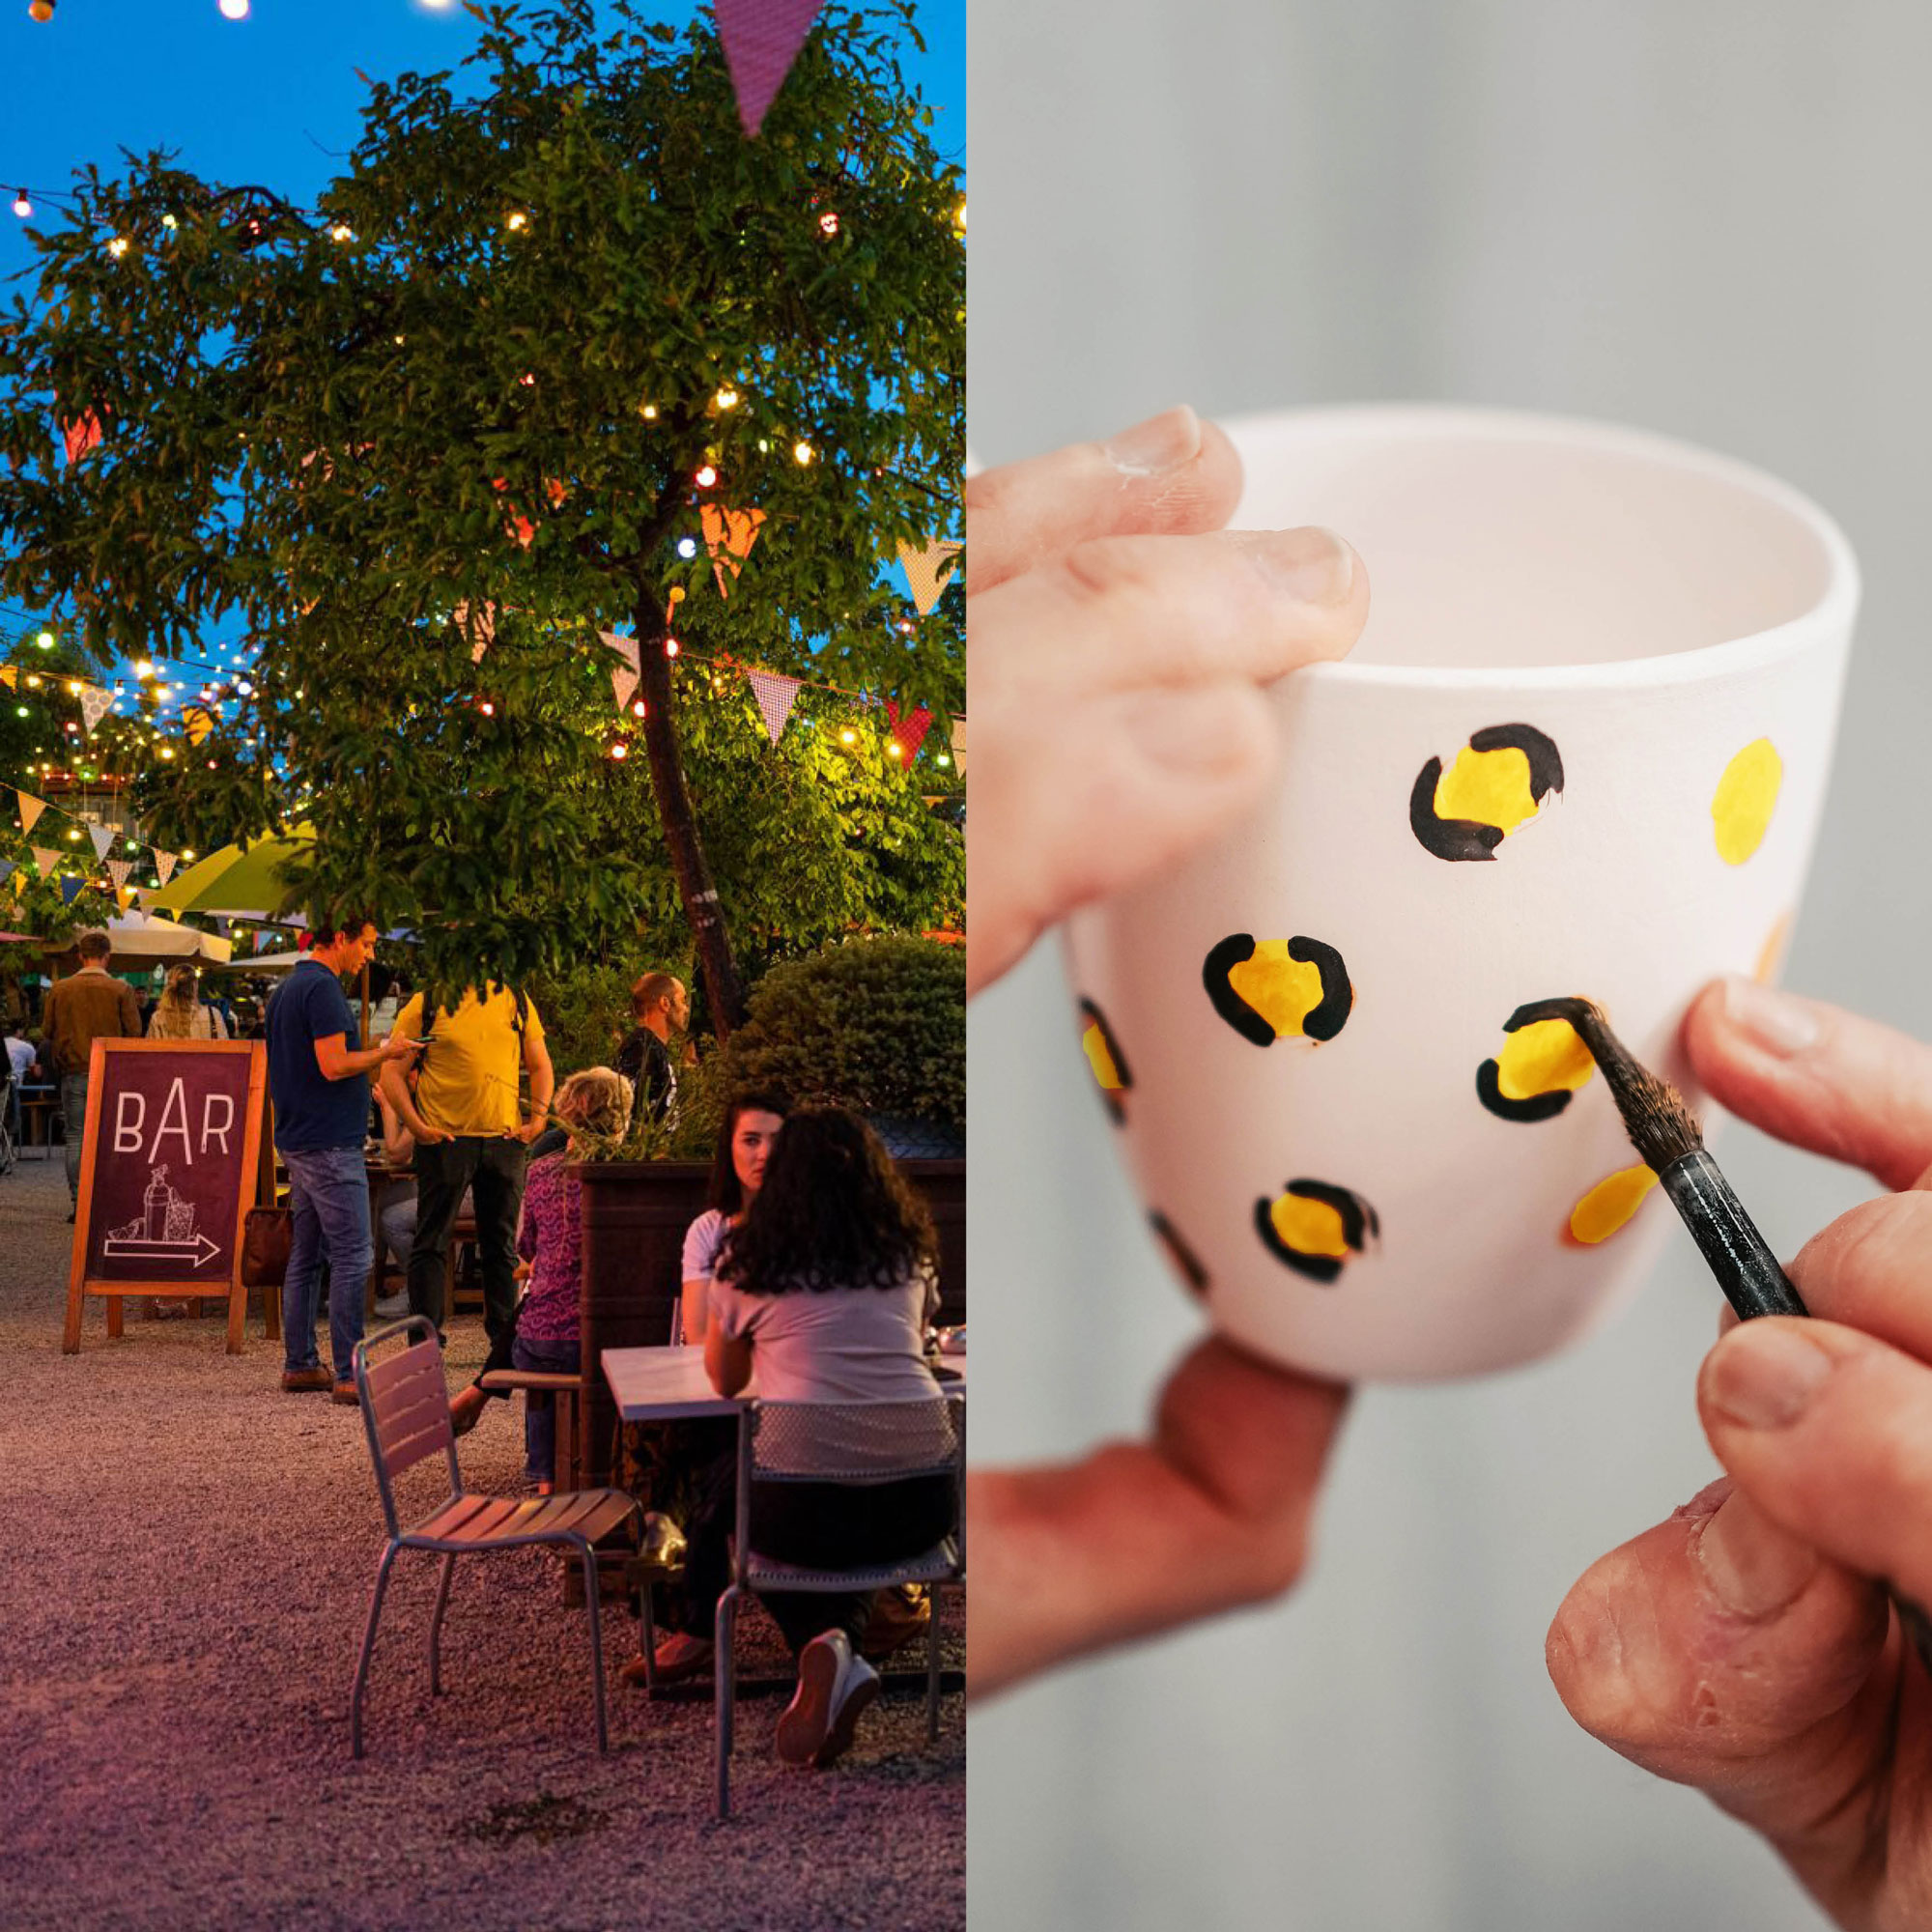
148;826;315;918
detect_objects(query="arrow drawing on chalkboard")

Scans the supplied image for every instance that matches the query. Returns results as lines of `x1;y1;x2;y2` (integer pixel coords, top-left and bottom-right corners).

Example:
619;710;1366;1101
100;1232;224;1268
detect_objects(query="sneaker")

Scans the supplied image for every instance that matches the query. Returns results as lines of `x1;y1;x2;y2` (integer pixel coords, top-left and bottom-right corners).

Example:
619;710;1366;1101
373;1293;411;1321
620;1630;714;1689
280;1366;332;1393
776;1631;879;1769
330;1380;360;1406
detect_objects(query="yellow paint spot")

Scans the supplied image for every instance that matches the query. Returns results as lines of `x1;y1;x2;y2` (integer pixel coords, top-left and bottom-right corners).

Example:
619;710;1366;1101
1754;910;1792;985
1267;1192;1350;1260
1567;1164;1659;1244
1081;1022;1123;1092
1226;941;1327;1038
1712;738;1782;865
1495;1018;1596;1102
1434;744;1539;834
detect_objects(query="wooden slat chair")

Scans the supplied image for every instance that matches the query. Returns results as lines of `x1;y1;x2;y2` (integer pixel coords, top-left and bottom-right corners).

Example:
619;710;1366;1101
349;1317;639;1759
714;1393;966;1818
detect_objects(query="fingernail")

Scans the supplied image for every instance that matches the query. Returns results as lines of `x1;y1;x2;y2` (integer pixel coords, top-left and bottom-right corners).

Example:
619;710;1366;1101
1719;973;1819;1057
1706;1322;1834;1429
1694;1487;1818;1618
1124;685;1262;775
1102;406;1203;478
1234;526;1356;607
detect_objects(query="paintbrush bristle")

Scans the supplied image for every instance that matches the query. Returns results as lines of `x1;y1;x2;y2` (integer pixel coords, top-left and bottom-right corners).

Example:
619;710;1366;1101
1505;995;1703;1173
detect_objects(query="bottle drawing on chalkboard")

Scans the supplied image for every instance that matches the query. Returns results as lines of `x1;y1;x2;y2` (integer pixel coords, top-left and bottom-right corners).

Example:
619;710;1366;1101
144;1165;171;1241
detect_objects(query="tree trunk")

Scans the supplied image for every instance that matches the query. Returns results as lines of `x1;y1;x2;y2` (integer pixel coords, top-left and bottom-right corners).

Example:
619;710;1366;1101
633;599;749;1039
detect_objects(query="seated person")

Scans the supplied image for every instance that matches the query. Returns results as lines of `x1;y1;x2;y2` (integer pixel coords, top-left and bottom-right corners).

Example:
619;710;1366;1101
702;1109;954;1771
371;1078;420;1321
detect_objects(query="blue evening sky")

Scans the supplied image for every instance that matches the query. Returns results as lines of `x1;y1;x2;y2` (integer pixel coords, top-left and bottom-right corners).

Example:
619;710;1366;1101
0;0;963;692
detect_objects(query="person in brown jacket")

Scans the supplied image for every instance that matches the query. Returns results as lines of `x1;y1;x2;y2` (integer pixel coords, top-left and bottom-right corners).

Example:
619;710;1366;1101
41;930;143;1220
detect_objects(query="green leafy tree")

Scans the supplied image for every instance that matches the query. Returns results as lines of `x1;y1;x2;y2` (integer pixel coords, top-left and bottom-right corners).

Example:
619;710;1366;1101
0;0;963;1033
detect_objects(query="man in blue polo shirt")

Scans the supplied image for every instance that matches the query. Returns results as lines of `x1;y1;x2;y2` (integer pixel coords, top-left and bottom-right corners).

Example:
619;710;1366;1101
268;917;416;1401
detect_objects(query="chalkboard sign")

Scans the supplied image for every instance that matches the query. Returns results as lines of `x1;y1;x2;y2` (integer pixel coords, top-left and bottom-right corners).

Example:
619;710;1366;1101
62;1039;269;1354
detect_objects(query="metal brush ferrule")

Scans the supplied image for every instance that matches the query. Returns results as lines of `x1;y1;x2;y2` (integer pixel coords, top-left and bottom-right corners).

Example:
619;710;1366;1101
1659;1151;1807;1321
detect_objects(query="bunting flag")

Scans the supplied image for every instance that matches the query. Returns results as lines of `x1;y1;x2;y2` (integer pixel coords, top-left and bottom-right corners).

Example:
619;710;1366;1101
79;684;114;733
183;705;214;746
0;666;16;690
60;875;84;906
599;630;641;676
747;669;802;746
896;539;963;616
31;846;60;880
611;664;640;712
60;411;104;467
154;849;179;887
950;714;966;776
700;504;767;599
87;822;115;860
884;700;934;761
106;858;133;895
454;601;497;664
17;790;46;836
715;0;825;136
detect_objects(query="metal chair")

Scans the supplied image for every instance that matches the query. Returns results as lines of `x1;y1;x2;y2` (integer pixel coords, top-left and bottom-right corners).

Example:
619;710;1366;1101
713;1393;966;1818
349;1317;639;1759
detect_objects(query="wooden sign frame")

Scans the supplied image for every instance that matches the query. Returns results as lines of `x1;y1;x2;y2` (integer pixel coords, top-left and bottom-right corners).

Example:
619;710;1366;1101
62;1038;270;1355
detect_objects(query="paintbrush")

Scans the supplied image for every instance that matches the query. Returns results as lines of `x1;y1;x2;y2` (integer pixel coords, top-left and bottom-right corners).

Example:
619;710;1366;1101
1520;995;1932;1673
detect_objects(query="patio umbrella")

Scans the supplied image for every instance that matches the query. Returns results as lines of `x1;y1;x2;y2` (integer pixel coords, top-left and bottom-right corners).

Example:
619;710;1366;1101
45;913;233;969
211;949;306;973
148;827;315;919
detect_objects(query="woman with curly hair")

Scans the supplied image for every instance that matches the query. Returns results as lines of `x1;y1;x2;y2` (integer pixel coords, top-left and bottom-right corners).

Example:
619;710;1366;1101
703;1107;952;1770
508;1065;630;1492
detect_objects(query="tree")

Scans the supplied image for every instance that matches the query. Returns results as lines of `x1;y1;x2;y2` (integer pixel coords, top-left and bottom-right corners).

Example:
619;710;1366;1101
0;0;963;1033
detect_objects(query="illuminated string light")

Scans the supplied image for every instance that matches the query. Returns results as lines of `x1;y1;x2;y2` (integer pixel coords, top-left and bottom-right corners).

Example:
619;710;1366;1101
818;212;840;238
161;213;177;231
676;537;696;559
106;236;129;259
328;223;355;243
715;388;739;410
610;742;628;760
36;631;54;649
218;0;249;18
793;441;813;466
28;1;55;22
504;210;528;232
640;403;658;420
694;464;717;488
665;638;680;658
631;699;646;717
11;189;30;219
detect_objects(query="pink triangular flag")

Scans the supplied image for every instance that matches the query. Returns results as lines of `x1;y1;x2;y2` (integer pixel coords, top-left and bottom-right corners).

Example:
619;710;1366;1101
884;700;934;761
715;0;825;137
600;630;641;675
17;790;46;836
950;714;967;776
106;858;133;894
747;669;802;746
612;664;640;712
154;849;179;887
80;685;113;733
87;822;115;860
896;539;962;616
31;846;60;880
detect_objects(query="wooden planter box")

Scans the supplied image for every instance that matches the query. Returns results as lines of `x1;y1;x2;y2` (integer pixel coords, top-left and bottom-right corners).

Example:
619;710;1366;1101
575;1156;966;1489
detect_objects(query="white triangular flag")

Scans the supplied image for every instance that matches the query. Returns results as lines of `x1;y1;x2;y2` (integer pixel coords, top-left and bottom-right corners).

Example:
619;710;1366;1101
897;539;963;616
154;849;179;887
600;629;641;674
31;846;60;880
747;670;802;746
17;790;46;836
612;664;640;712
951;714;967;776
79;684;113;733
87;822;114;860
106;858;133;894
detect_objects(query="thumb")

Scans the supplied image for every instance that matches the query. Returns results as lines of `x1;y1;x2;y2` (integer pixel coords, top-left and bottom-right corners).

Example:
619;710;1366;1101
966;681;1280;997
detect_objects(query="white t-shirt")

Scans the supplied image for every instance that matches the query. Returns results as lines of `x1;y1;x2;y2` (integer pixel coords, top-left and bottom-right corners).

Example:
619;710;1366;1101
681;1208;731;1285
709;1264;941;1406
6;1037;35;1084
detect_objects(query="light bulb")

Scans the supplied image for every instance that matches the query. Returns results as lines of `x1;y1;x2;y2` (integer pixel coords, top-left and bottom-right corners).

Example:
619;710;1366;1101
328;223;355;242
715;387;739;410
161;213;177;231
11;189;30;218
640;403;658;420
818;212;839;237
840;728;857;746
631;699;646;717
611;742;628;760
694;464;717;488
28;1;55;23
665;639;680;658
936;754;951;768
793;441;813;466
36;630;53;649
107;235;129;259
676;537;697;559
504;210;528;232
218;0;249;19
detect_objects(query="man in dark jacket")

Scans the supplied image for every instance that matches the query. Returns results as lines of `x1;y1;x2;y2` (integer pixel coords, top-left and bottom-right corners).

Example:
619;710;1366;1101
614;972;688;1125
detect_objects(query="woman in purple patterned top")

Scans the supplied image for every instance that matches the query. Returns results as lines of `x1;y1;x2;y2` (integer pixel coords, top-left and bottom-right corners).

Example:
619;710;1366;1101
510;1067;630;1491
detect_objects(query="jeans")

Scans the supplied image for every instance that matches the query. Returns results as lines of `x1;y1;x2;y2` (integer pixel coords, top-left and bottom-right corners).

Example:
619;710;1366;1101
375;1179;416;1273
511;1333;580;1484
60;1072;89;1203
408;1137;526;1340
281;1144;373;1380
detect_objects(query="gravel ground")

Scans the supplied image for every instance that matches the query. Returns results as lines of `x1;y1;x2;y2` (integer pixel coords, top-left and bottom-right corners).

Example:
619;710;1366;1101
0;1156;964;1931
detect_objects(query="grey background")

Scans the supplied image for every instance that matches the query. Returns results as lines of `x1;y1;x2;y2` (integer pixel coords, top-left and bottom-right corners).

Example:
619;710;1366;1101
967;5;1932;1928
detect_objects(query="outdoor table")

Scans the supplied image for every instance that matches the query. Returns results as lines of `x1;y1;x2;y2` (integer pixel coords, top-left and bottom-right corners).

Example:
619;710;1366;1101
601;1343;966;1420
16;1083;57;1158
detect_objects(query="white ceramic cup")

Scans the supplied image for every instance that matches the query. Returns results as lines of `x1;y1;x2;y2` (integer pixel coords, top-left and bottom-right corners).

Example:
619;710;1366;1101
1062;404;1859;1380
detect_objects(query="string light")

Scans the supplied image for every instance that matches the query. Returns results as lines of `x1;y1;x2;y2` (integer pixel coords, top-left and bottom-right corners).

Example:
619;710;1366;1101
665;638;679;658
107;236;130;259
610;741;628;760
161;213;177;231
28;0;55;22
639;404;658;420
35;631;53;649
630;698;646;718
715;388;739;410
11;189;30;219
328;223;355;243
694;464;717;488
504;211;528;232
793;441;814;466
676;537;696;559
218;0;249;18
818;212;840;238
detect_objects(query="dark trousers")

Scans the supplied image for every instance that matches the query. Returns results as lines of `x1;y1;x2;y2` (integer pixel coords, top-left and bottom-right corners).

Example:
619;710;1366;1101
407;1136;527;1341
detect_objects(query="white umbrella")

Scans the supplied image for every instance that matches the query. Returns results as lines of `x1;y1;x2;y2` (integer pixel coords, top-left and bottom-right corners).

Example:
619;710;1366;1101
44;913;235;969
212;949;306;973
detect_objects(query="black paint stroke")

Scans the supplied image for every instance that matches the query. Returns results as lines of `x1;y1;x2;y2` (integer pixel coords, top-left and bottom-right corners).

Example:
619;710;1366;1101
1077;996;1131;1127
1291;936;1353;1041
1149;1211;1210;1299
1203;933;1353;1045
1408;722;1565;864
1476;1057;1575;1122
1505;994;1593;1033
1254;1178;1379;1286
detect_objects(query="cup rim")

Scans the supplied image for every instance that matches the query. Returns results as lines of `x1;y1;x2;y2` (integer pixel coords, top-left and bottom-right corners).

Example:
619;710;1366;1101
1222;403;1861;693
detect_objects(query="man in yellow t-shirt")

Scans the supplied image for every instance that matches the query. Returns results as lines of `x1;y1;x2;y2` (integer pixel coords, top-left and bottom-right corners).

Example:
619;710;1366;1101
380;983;554;1341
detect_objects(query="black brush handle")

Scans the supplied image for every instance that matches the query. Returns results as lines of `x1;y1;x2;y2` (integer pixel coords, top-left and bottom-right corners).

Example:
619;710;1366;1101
1663;1152;1932;1674
1659;1151;1807;1320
